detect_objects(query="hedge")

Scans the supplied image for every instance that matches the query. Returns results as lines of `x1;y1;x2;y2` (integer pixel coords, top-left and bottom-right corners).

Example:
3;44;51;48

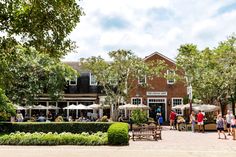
0;132;108;145
0;122;113;133
108;123;129;145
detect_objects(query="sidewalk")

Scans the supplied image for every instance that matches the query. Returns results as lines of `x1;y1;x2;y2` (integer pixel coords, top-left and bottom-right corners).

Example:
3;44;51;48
1;128;236;157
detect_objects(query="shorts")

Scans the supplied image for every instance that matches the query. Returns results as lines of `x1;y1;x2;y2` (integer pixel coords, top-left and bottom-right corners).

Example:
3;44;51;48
198;121;204;125
226;123;231;128
231;125;236;128
217;128;224;131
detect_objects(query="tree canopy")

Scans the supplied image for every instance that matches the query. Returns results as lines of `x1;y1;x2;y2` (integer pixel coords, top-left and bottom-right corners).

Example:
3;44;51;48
81;49;167;120
0;0;83;115
176;35;236;114
0;0;84;59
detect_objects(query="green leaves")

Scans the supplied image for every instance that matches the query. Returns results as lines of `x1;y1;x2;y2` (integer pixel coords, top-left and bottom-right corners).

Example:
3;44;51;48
0;132;108;145
130;109;148;125
0;88;15;121
81;49;166;120
0;0;84;58
1;46;78;105
176;35;236;105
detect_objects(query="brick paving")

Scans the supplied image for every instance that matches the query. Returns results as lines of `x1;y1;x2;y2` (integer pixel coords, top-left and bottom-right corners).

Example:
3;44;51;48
1;127;236;157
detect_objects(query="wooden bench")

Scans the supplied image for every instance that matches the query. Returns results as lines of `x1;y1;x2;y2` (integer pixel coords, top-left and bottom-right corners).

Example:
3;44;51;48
132;124;162;141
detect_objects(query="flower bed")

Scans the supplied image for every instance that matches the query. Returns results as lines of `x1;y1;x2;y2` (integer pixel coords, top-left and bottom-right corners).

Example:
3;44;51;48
0;131;108;145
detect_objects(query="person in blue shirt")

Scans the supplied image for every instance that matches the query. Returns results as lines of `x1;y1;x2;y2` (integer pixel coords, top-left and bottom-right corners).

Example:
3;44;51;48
158;113;163;126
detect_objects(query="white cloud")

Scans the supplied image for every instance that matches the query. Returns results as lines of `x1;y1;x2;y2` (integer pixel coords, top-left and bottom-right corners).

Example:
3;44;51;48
63;0;236;61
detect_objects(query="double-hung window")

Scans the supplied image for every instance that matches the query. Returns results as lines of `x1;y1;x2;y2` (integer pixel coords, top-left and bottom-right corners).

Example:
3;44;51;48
172;98;183;115
167;70;175;84
90;73;97;86
138;75;146;84
131;98;142;105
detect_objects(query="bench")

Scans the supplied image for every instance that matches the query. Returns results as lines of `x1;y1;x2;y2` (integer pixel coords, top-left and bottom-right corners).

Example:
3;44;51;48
132;124;162;141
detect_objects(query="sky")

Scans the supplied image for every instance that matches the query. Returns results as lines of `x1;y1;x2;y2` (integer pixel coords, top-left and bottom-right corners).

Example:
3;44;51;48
62;0;236;61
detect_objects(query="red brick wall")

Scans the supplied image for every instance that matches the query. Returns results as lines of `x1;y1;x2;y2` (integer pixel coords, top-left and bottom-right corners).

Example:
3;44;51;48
129;53;187;120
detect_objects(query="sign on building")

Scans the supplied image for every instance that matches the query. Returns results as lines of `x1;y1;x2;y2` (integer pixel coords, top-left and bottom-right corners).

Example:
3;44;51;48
146;91;168;96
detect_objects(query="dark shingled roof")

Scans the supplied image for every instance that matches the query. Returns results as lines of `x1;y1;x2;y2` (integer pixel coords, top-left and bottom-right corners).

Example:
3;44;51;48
63;61;88;73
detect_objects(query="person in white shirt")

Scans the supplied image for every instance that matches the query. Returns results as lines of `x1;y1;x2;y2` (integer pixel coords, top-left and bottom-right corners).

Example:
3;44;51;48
226;110;233;136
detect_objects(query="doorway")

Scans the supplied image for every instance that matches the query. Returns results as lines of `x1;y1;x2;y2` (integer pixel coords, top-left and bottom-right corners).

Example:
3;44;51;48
148;98;167;121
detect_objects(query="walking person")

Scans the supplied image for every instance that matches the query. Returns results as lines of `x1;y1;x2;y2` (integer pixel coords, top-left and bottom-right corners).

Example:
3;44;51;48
230;116;236;140
225;110;233;136
197;110;204;133
169;110;176;130
158;113;163;127
189;111;196;132
216;114;227;139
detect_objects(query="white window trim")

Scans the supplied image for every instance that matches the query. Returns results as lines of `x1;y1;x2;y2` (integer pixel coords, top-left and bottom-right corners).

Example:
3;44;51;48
90;73;97;86
69;76;77;86
131;97;143;105
172;97;183;116
167;70;175;85
138;75;147;84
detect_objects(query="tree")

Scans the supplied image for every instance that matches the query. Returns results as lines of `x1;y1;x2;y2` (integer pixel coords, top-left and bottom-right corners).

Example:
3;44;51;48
0;0;82;109
0;88;15;121
130;109;148;125
81;49;166;121
0;0;84;59
1;46;78;105
176;35;236;115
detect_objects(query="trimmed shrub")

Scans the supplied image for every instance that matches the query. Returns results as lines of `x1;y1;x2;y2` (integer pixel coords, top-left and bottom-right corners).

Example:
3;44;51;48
0;131;108;145
107;123;129;145
0;122;113;133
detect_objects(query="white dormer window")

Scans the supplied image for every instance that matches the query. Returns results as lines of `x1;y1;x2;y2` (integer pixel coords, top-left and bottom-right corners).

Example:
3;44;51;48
69;76;77;86
90;73;97;86
167;70;175;84
138;75;146;84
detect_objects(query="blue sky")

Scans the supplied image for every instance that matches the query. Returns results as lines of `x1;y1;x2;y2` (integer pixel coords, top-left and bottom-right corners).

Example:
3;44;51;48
63;0;236;61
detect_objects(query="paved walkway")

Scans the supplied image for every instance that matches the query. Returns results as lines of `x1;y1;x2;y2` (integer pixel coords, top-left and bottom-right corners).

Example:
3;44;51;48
1;127;236;157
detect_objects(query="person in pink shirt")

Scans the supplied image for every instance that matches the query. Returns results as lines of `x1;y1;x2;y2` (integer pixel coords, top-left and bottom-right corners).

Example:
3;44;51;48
197;110;204;133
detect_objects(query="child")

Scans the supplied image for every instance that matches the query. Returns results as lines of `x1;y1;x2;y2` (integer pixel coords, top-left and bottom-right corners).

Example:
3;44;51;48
159;114;163;126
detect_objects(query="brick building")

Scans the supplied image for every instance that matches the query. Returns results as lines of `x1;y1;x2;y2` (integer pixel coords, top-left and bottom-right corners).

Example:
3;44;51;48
129;52;187;121
32;52;187;121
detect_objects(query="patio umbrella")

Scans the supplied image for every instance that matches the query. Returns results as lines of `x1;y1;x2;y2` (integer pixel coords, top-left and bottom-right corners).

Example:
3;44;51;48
63;104;77;110
30;105;48;110
14;104;27;110
88;104;110;109
135;104;150;110
118;104;137;110
48;105;60;110
88;104;101;109
192;104;220;112
172;104;199;110
76;104;91;110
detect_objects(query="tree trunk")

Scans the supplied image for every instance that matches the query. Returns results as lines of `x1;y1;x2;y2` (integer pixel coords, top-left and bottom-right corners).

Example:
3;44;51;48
231;94;235;116
219;98;225;115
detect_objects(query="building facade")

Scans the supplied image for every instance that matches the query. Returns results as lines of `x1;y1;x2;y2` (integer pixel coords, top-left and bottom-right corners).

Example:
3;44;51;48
129;52;187;121
34;52;187;121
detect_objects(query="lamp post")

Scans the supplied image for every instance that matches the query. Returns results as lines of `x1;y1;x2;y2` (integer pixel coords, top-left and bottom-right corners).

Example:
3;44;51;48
188;84;193;114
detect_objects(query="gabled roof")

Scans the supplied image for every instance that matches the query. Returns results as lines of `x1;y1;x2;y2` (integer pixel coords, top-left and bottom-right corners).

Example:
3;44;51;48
64;52;176;72
64;61;88;73
144;52;176;64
